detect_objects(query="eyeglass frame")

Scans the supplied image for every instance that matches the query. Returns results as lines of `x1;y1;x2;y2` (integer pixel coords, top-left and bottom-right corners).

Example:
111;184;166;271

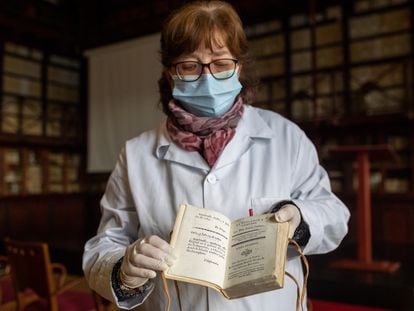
171;58;239;82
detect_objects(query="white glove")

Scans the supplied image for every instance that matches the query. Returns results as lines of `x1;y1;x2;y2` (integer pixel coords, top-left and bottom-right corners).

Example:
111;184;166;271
274;204;301;239
120;235;177;288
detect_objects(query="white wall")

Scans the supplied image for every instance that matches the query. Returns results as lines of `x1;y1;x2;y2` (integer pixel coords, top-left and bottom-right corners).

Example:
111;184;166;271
85;33;165;172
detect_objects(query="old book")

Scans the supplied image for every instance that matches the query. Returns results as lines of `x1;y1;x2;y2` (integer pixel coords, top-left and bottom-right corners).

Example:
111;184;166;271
164;204;290;299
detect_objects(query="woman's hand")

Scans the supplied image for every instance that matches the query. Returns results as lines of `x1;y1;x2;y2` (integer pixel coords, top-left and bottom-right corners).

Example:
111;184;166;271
274;204;301;239
120;235;177;288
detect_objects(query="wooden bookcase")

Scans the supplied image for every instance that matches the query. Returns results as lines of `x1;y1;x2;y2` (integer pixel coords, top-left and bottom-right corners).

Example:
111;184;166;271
0;41;84;197
246;0;414;246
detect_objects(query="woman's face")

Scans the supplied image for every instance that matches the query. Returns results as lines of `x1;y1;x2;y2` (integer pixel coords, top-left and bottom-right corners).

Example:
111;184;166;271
167;31;239;85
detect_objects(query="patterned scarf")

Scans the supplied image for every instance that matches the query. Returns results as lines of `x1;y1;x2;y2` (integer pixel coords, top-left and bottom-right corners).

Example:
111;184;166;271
166;97;244;167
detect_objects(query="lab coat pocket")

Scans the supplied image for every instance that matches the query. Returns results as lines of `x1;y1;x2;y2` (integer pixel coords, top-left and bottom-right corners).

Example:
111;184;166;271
250;197;287;215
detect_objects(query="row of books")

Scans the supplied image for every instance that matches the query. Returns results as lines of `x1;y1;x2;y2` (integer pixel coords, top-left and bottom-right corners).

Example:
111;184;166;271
354;0;408;13
329;170;411;194
1;96;81;136
247;4;411;122
3;75;79;102
1;149;82;196
3;43;80;102
253;36;409;77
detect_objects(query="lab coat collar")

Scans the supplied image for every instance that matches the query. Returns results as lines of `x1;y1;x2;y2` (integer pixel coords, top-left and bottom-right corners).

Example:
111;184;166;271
156;105;274;170
212;105;274;169
237;105;274;140
156;124;210;170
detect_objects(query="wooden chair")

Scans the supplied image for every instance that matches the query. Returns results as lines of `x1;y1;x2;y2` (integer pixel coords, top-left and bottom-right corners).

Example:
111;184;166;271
0;255;14;310
4;238;96;311
1;254;37;311
1;255;9;303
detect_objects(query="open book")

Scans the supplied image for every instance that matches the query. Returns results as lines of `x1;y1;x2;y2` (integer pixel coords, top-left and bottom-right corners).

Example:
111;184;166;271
164;204;290;299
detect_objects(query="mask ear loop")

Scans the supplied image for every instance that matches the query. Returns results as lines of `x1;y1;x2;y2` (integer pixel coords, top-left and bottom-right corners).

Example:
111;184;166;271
286;239;310;311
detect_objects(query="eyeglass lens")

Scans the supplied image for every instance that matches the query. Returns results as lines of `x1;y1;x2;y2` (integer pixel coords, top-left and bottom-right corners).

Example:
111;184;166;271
176;59;236;81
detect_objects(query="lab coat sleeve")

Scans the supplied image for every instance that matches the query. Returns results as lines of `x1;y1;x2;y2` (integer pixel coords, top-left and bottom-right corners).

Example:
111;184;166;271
290;133;350;255
82;147;151;309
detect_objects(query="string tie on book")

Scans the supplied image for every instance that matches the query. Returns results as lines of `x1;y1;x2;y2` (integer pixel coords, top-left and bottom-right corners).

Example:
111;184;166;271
161;238;309;311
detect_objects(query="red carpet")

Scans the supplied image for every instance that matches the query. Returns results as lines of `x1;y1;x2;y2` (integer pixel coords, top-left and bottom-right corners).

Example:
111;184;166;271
311;299;395;311
1;276;95;311
4;276;397;311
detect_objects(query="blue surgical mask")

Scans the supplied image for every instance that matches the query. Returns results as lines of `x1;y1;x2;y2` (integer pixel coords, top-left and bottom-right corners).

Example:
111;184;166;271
172;71;242;117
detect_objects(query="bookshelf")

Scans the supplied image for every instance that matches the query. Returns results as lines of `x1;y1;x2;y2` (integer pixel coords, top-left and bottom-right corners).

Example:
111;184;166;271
246;0;414;197
247;6;345;122
246;0;414;248
246;20;286;114
0;41;84;197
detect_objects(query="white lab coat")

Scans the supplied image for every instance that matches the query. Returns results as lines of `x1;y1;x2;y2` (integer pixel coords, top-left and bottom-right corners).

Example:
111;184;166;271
83;105;350;311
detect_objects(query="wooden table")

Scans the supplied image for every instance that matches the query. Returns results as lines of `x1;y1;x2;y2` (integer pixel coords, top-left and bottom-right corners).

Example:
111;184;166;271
329;144;400;272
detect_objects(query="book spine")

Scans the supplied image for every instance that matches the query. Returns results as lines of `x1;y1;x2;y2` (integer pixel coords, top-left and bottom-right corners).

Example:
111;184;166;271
169;204;187;247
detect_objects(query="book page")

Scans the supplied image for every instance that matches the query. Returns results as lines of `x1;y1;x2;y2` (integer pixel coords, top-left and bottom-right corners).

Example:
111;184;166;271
166;204;231;288
223;214;278;289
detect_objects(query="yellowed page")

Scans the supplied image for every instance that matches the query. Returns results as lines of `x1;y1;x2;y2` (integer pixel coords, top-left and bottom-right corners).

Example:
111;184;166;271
223;214;278;289
166;204;231;288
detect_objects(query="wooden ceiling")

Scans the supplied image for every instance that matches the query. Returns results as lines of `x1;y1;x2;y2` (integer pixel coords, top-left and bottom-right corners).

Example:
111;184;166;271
0;0;339;54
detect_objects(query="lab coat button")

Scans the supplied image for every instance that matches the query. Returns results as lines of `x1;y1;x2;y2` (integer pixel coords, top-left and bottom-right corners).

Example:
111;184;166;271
206;174;217;184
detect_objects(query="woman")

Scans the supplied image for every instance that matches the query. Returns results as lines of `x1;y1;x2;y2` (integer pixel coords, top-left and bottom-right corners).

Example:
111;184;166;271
83;1;350;310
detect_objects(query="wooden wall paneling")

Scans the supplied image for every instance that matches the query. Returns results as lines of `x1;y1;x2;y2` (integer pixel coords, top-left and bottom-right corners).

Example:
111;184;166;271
48;194;85;251
41;149;49;193
0;194;91;274
6;197;50;242
30;204;50;242
0;203;8;242
0;40;4;134
41;53;48;137
83;192;103;240
7;203;32;239
409;0;414;115
62;152;68;192
0;148;4;195
379;198;411;245
383;205;409;244
283;18;292;118
411;132;414;193
21;147;28;195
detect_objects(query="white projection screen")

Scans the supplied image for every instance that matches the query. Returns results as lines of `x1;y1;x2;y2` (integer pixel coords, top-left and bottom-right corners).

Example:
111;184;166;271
85;33;165;173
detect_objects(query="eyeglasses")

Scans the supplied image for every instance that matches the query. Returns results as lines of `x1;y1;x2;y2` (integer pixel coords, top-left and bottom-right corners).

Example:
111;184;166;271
172;58;238;82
